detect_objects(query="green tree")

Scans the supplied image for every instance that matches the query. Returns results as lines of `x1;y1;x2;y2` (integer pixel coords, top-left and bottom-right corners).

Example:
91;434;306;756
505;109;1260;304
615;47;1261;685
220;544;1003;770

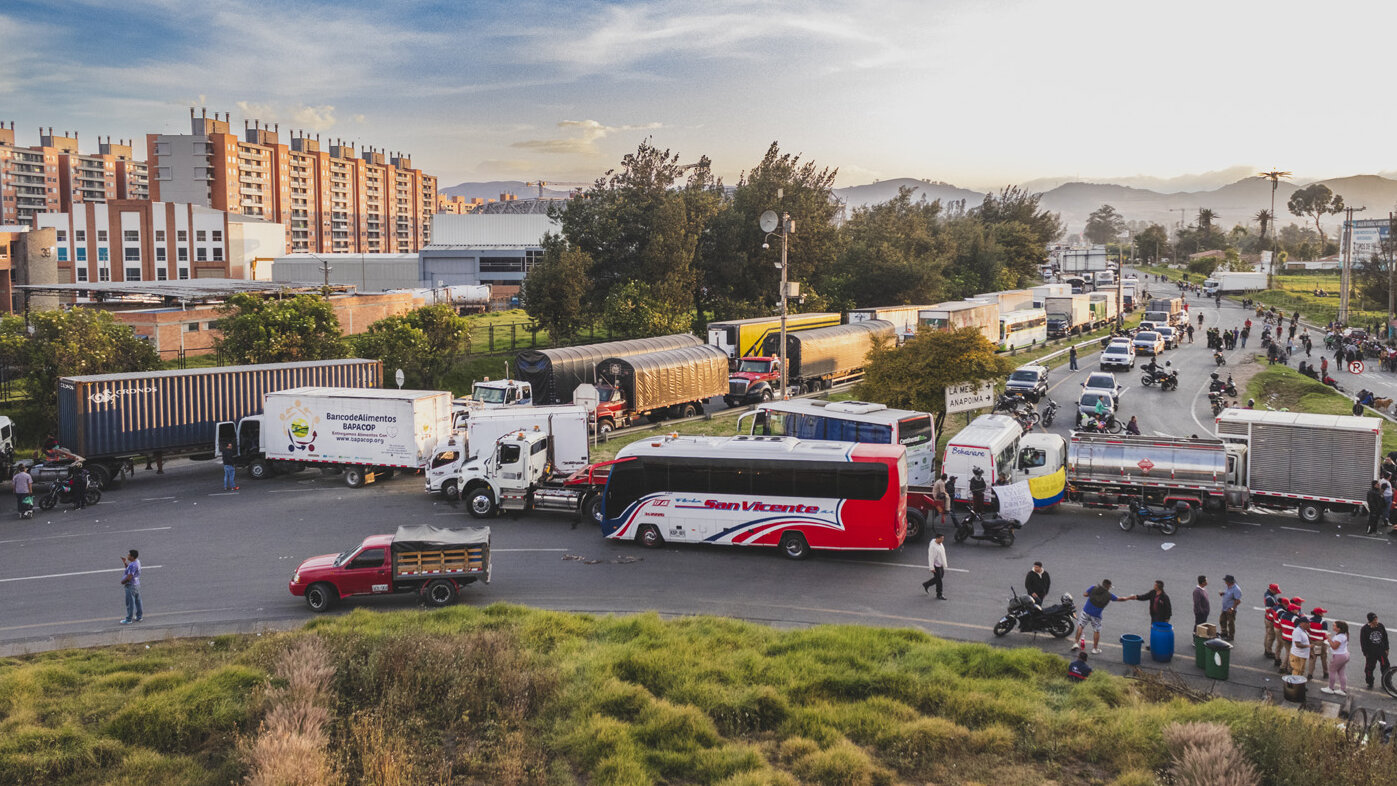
1254;209;1272;243
859;328;1011;419
971;186;1063;286
1197;208;1217;236
522;233;596;344
352;305;471;389
1135;224;1170;263
8;309;160;413
213;293;347;364
601;281;693;338
1083;204;1125;245
823;187;947;309
1287;183;1345;249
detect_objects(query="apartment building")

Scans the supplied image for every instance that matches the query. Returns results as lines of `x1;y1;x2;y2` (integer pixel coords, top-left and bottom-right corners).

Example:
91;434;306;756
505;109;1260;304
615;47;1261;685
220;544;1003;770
0;123;150;225
147;109;437;255
35;200;285;284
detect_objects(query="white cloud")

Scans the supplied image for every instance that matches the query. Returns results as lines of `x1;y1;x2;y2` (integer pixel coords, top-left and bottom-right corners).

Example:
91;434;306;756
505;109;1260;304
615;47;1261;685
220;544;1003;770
512;119;663;155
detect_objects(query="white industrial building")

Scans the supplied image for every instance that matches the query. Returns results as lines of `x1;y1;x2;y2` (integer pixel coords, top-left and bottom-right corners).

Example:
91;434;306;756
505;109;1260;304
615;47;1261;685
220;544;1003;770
419;206;556;291
270;253;421;290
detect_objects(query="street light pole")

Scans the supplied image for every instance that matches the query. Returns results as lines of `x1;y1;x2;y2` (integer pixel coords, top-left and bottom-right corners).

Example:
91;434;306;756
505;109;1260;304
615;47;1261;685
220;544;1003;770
779;213;790;399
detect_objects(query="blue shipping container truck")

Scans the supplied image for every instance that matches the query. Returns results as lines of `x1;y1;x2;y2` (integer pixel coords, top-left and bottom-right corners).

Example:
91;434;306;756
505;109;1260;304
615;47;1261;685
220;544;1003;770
58;359;382;488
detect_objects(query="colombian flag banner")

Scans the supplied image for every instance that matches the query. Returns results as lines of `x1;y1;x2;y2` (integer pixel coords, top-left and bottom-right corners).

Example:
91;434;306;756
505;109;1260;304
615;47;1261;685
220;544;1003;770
1029;467;1066;508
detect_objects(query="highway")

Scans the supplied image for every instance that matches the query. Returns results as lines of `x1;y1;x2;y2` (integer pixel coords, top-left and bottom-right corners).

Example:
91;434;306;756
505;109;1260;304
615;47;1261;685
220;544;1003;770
3;284;1395;705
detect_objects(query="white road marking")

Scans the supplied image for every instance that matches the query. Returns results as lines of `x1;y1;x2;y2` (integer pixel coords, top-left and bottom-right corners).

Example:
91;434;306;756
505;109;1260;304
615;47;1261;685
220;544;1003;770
0;526;172;545
141;496;176;501
0;565;162;583
1347;534;1388;542
841;558;970;573
0;607;243;633
495;548;571;552
209;492;238;496
267;488;343;493
1283;563;1397;584
1279;526;1320;534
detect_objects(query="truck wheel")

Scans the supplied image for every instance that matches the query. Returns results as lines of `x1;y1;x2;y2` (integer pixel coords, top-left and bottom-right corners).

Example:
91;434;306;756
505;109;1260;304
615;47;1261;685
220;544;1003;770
723;396;737;408
441;479;459;501
1298;503;1324;523
248;459;270;480
466;488;498;518
677;404;697;418
584;494;603;526
904;509;927;543
639;524;664;548
304;583;337;613
597;420;614;440
344;468;367;488
87;463;113;491
779;532;810;560
760;389;774;402
422;579;457;607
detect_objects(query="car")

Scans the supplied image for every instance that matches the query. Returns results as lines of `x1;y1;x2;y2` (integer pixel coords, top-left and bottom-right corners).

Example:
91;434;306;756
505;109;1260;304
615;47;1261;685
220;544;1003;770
1133;331;1165;356
1137;320;1162;333
1155;325;1177;349
1005;364;1049;402
1076;390;1118;427
1099;343;1135;370
1082;371;1123;399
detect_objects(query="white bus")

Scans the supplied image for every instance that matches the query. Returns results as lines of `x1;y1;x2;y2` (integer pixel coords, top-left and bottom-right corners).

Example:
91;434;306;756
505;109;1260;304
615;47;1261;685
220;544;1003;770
601;435;908;559
737;399;936;486
998;308;1048;351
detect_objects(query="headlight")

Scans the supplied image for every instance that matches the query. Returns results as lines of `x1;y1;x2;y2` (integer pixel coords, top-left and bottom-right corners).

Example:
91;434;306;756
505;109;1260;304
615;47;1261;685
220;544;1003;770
292;572;300;584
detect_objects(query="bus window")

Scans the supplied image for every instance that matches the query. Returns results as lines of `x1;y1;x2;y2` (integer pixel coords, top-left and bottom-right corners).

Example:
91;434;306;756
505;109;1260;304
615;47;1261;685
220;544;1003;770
709;463;753;496
604;461;646;513
897;416;933;446
666;459;710;493
838;464;889;501
792;462;839;498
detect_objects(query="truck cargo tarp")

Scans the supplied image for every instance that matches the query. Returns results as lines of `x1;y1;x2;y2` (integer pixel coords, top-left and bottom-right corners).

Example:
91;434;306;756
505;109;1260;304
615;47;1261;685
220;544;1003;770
761;320;895;378
392;525;491;553
596;344;729;411
516;334;702;404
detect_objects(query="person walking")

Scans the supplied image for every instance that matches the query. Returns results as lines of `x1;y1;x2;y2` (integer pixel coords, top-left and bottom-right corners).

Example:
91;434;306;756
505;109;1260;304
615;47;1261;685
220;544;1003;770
931;474;950;528
1306;607;1330;680
1135;580;1172;624
1263;583;1282;661
119;549;142;624
1218;575;1241;641
221;441;239;491
1069;345;1078;371
1361;612;1390;690
1025;561;1051;604
12;465;31;518
1368;481;1386;534
922;534;947;600
1192;576;1210;627
1322;620;1351;696
1073;580;1136;654
1291;619;1313;677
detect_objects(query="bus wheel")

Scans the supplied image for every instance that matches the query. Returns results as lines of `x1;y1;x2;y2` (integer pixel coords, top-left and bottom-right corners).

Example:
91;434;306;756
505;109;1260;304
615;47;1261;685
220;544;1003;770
779;532;810;560
639;524;664;548
905;509;927;543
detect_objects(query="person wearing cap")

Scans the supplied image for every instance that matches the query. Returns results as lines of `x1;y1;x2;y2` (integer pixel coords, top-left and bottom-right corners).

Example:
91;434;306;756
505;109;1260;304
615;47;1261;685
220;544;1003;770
1290;618;1313;677
1306;607;1331;680
1276;599;1301;674
1192;576;1210;627
1218;575;1241;641
1361;612;1390;690
1263;583;1282;661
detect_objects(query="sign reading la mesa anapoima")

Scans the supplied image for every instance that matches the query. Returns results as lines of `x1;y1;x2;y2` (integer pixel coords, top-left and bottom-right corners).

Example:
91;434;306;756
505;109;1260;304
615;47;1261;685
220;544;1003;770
945;381;995;414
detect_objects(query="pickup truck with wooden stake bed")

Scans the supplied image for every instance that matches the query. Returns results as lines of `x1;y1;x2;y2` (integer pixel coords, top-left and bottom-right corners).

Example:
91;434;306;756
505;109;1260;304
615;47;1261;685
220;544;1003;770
459;412;615;524
290;525;490;611
219;386;452;488
426;405;590;499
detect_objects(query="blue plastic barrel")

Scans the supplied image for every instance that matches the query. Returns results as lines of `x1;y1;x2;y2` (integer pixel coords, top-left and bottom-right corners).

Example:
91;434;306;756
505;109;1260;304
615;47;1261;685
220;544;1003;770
1120;634;1144;665
1150;621;1175;663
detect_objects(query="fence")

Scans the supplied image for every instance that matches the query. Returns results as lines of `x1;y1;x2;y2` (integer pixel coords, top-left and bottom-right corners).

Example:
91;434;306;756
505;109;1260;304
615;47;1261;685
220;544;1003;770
467;320;615;354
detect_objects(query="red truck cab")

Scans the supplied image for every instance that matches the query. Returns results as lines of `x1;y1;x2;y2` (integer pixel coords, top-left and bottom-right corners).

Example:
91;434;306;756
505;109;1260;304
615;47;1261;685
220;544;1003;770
724;356;782;407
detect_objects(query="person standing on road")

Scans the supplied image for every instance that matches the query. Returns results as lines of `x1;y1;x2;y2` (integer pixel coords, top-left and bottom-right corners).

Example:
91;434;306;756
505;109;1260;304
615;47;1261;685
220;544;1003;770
119;549;142;625
12;465;31;518
1193;576;1210;627
69;464;89;511
1306;607;1330;680
221;441;239;491
1218;575;1241;641
1361;612;1390;690
1322;620;1350;696
931;474;950;528
922;534;947;600
968;468;988;513
1073;580;1136;654
1135;580;1172;625
1290;619;1313;677
1025;561;1051;604
1276;599;1301;673
1069;345;1078;370
1368;481;1386;534
1263;584;1282;661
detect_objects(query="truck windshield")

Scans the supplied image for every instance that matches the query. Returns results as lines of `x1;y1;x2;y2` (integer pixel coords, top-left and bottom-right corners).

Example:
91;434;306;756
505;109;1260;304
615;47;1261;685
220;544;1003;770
597;386;618;402
332;547;356;568
737;359;772;373
472;385;507;404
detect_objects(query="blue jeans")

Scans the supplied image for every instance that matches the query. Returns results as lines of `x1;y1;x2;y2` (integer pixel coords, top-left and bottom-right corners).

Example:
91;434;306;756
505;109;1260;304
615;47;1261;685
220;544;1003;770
124;583;142;621
223;464;236;489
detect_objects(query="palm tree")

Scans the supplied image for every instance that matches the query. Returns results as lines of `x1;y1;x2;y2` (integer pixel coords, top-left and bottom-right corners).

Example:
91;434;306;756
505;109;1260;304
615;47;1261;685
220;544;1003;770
1197;208;1217;236
1257;170;1292;286
1254;209;1272;242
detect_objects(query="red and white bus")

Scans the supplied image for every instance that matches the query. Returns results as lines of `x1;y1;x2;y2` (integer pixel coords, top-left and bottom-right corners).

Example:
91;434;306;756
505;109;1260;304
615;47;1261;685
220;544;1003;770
601;435;907;559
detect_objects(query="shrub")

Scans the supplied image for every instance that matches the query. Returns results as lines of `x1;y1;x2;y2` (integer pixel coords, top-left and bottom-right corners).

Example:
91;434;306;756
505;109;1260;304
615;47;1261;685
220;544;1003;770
105;665;264;753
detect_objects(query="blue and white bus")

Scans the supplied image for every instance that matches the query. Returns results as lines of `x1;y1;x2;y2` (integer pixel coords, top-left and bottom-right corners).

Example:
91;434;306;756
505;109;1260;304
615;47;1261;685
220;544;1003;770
737;399;935;486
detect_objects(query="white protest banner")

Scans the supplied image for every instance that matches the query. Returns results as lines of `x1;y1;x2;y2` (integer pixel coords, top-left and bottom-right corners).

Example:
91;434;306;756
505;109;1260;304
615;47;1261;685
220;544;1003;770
995;480;1035;525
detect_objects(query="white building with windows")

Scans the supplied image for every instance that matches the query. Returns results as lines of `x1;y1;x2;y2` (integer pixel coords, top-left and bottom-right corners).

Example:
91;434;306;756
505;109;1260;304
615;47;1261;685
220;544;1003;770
419;207;555;294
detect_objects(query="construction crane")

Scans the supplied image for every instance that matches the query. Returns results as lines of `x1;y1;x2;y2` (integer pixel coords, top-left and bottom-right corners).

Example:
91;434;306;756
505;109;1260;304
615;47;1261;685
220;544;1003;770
524;180;589;199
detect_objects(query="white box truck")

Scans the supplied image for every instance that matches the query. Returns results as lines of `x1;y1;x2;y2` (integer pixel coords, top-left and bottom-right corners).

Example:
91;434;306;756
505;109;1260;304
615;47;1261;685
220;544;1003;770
219;387;453;488
425;405;590;499
1203;271;1267;295
848;305;933;342
1044;294;1091;338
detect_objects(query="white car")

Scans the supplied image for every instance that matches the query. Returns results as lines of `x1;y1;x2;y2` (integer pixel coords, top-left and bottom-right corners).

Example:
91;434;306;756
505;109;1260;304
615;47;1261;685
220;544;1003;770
1100;342;1135;369
1133;331;1165;356
1082;371;1123;399
1155;325;1177;349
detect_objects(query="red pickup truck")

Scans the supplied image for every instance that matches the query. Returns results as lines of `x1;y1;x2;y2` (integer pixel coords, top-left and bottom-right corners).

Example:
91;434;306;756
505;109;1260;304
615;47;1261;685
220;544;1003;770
289;525;491;611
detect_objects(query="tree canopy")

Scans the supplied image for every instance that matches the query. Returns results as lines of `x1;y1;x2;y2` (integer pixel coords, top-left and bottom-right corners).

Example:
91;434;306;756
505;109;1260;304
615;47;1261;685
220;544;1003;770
353;305;471;389
1083;204;1125;245
858;328;1011;416
0;309;160;416
1287;183;1345;248
213;293;347;364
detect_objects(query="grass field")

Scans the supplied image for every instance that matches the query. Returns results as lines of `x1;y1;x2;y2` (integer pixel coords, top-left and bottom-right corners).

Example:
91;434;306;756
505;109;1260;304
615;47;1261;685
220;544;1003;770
0;605;1388;785
1244;359;1397;455
1137;266;1391;329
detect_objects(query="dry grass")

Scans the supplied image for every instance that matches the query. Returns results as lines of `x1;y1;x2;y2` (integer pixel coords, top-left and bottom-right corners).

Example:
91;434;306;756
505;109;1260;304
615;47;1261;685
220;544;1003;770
1163;721;1258;786
241;637;337;786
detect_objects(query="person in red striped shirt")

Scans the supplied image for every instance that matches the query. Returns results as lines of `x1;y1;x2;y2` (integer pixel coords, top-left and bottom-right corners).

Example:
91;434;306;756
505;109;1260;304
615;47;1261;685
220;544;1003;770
1276;598;1303;675
1306;607;1331;680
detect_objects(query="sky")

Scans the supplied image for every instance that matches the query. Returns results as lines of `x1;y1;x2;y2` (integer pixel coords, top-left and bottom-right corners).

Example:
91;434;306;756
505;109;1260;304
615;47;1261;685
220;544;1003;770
4;0;1397;191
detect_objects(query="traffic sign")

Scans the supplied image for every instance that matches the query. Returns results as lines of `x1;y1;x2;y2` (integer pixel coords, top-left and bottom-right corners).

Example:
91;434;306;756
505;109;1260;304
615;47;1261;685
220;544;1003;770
1349;360;1365;375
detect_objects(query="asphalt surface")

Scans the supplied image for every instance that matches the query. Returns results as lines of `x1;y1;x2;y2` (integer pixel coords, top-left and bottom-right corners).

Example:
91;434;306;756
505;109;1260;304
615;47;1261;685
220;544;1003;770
3;280;1394;710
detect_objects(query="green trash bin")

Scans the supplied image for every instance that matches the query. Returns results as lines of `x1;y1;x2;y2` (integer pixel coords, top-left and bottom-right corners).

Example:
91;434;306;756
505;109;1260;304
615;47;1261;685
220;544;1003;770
1203;637;1233;680
1193;635;1207;669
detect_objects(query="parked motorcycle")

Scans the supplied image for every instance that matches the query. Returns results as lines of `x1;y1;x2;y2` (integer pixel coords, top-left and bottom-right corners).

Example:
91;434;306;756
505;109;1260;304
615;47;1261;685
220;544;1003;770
1117;498;1184;535
1213;350;1226;366
953;509;1020;547
39;470;101;511
994;392;1032;415
1040;399;1058;427
1208;391;1229;417
1224;376;1238;397
992;588;1077;638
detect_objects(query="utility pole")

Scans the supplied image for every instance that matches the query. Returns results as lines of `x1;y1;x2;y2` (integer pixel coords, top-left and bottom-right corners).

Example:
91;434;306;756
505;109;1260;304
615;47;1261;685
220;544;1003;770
1388;212;1395;339
1339;205;1366;326
1257;170;1291;289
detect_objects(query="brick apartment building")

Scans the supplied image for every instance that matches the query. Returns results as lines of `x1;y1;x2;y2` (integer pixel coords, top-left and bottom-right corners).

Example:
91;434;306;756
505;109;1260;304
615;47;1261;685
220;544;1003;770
147;109;437;256
0;122;149;225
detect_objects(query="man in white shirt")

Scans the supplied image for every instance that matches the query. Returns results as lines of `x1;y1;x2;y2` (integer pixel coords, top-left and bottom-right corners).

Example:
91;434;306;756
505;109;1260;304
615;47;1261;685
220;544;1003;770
922;534;948;600
1290;619;1313;677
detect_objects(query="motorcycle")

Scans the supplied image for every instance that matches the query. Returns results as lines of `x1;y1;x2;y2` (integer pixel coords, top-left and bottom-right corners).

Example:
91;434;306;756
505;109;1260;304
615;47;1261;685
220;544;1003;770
992;588;1077;638
1224;375;1238;397
39;471;101;511
1139;362;1174;389
1213;350;1226;366
1117;498;1185;535
1040;399;1058;427
1208;391;1229;417
993;392;1031;415
1078;414;1124;434
952;509;1020;547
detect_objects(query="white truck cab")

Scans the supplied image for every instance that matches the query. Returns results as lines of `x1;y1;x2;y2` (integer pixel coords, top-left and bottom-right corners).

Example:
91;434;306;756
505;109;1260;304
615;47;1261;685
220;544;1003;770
462;379;533;408
427;405;588;499
458;420;603;523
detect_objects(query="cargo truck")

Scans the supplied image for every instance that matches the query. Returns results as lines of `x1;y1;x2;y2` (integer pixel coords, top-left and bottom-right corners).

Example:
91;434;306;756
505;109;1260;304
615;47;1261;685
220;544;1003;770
1031;284;1071;307
289;525;491;612
515;334;702;405
593;344;729;434
58;359;382;489
1058;247;1110;274
1088;292;1119;327
1146;298;1185;325
219;387;453;488
1121;281;1139;312
1044;294;1091;337
969;289;1035;314
458;413;616;523
425;405;589;499
758;320;895;394
705;313;842;367
919;301;999;345
1203;272;1267;295
848;305;932;343
1066;433;1239;525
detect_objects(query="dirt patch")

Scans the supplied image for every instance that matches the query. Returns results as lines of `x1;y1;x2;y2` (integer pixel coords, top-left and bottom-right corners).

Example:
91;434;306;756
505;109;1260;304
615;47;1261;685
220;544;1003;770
1222;354;1266;402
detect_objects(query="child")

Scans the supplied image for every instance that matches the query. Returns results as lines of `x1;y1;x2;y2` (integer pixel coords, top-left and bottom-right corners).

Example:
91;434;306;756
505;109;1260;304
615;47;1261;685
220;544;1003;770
1068;651;1092;681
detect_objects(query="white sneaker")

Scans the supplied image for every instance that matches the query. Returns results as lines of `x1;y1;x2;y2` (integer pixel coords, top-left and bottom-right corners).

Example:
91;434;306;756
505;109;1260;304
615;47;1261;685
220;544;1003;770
1091;648;1103;654
1071;641;1080;651
1320;687;1334;694
1335;689;1347;696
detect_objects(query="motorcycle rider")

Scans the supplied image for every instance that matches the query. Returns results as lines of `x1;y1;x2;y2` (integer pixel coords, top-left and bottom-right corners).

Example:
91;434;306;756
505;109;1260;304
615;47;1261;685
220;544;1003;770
1025;561;1051;604
68;463;90;511
968;467;988;512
